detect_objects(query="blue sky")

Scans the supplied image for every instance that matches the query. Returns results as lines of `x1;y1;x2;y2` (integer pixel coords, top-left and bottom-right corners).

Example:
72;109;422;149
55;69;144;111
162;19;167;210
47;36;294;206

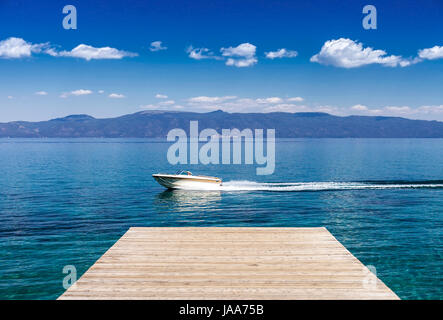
0;0;442;122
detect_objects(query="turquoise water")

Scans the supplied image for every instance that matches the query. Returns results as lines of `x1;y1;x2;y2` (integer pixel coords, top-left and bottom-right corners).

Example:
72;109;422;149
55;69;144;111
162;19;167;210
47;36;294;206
0;138;442;299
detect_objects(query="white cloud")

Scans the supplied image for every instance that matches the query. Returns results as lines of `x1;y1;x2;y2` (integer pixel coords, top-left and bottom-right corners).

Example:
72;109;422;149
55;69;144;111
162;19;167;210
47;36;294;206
98;90;105;94
368;109;383;114
71;89;92;96
159;100;175;105
149;41;167;52
155;94;168;99
287;97;304;102
418;45;443;60
221;43;257;67
7;95;13;99
57;44;137;60
0;37;138;61
188;96;237;103
182;94;443;120
186;46;219;60
310;38;412;68
221;43;256;57
263;104;309;113
384;106;411;113
108;93;125;99
316;105;341;114
60;89;93;98
351;104;368;111
185;95;322;114
139;104;157;110
254;97;304;105
43;47;58;57
265;48;298;59
256;97;283;104
345;104;443;120
186;42;258;67
0;37;46;59
225;57;257;67
139;103;184;110
417;105;443;114
35;91;48;96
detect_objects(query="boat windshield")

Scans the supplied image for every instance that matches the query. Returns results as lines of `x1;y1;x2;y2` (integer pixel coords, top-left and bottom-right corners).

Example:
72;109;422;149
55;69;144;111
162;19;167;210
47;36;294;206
175;170;192;176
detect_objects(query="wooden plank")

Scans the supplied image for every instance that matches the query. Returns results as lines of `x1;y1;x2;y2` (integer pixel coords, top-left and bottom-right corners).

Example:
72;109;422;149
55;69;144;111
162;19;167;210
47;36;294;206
59;227;399;300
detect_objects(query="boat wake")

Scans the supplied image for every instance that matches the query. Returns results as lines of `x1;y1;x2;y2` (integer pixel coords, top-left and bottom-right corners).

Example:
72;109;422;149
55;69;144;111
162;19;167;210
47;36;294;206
180;180;443;192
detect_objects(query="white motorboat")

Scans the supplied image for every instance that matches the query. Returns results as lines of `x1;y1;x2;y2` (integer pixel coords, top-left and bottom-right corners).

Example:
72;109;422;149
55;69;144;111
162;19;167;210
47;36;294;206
152;170;222;189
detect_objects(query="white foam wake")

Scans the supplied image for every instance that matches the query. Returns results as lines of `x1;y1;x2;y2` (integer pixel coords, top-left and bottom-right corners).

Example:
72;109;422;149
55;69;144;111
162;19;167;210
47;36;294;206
174;180;443;192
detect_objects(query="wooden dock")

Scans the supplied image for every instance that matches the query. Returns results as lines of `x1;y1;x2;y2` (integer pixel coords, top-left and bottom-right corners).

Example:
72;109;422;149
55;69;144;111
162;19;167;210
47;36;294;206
59;227;399;300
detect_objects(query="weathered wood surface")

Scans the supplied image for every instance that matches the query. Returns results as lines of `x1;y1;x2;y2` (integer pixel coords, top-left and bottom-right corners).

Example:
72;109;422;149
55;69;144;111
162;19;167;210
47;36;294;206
59;227;399;300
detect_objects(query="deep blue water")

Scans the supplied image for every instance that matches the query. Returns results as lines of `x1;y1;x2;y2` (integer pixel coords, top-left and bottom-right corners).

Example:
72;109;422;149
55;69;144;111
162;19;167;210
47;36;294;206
0;138;442;299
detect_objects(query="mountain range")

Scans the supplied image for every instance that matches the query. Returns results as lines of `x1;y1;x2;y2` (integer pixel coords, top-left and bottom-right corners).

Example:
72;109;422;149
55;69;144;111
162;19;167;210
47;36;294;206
1;110;443;138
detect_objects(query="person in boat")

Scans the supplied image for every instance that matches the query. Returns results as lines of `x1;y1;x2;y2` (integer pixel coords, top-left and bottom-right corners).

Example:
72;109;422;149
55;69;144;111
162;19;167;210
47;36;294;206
177;170;192;176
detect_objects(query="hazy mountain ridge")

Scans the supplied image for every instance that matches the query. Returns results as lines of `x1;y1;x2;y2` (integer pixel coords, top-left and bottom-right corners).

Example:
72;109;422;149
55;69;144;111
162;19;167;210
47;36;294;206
1;110;443;138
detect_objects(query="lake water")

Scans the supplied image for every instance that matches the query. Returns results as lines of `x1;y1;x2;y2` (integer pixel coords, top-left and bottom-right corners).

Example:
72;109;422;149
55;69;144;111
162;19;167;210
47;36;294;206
0;138;442;299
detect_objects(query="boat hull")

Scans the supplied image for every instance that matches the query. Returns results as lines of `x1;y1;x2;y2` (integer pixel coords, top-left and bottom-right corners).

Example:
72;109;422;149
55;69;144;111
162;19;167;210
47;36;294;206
152;174;222;189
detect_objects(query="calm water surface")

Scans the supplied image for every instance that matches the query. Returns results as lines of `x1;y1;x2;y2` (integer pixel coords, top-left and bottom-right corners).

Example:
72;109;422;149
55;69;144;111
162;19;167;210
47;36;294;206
0;138;442;299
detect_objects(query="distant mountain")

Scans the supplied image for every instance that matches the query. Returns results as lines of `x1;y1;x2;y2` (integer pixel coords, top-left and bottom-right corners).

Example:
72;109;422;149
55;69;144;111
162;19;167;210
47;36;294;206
1;110;443;138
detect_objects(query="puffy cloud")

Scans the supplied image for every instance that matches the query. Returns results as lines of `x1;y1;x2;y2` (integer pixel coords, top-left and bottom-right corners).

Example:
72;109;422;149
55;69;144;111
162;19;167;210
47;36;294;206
57;44;137;60
221;43;256;57
139;104;157;110
221;43;257;67
185;95;315;114
186;43;258;67
384;106;411;113
287;97;304;102
108;93;125;98
316;105;341;114
139;96;182;110
346;104;443;120
418;45;443;60
351;104;368;111
310;38;412;68
98;90;105;94
0;37;46;59
265;48;298;59
263;104;309;113
149;41;167;52
186;46;219;60
71;89;92;96
159;100;175;105
35;91;48;96
43;47;59;57
418;105;443;112
188;96;237;103
184;95;311;113
256;97;283;104
225;57;256;67
0;37;138;61
139;103;184;111
60;89;93;98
